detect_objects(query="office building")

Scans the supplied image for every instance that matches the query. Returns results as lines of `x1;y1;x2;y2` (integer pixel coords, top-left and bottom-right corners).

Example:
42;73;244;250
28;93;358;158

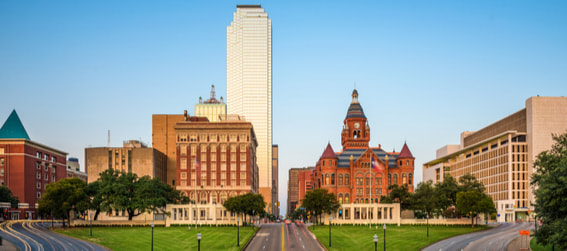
153;114;185;186
423;96;567;222
66;157;87;182
287;167;313;216
272;144;279;217
227;5;273;212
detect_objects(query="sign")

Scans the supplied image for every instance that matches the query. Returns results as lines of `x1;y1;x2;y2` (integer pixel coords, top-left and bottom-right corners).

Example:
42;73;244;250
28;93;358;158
497;214;500;217
520;230;530;236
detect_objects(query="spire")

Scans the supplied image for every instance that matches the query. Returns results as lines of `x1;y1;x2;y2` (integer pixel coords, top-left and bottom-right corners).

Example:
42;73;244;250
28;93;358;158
345;89;366;119
320;143;337;158
398;142;414;159
0;110;30;140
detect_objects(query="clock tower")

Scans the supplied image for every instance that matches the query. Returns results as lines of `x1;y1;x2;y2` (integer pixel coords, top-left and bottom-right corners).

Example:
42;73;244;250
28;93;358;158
341;89;370;149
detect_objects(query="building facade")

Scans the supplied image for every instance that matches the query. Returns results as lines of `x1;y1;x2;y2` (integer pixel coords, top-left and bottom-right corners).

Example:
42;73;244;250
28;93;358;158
85;140;167;184
0;110;67;219
173;114;259;205
195;85;227;122
308;89;416;207
227;5;273;212
286;167;313;216
66;157;87;182
423;96;567;222
272;144;279;217
153;114;185;186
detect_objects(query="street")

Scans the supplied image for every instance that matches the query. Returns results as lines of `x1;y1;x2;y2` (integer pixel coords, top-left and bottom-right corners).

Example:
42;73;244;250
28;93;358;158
0;221;110;251
245;222;324;251
422;222;534;251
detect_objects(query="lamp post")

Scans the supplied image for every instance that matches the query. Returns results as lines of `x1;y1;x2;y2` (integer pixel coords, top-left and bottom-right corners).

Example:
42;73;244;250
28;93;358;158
151;222;155;251
197;232;201;251
427;213;429;238
90;212;93;237
383;224;386;251
237;217;240;247
329;217;332;247
373;233;378;251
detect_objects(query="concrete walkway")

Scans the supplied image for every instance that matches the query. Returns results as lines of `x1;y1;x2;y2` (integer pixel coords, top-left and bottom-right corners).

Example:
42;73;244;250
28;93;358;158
507;233;532;251
0;239;18;251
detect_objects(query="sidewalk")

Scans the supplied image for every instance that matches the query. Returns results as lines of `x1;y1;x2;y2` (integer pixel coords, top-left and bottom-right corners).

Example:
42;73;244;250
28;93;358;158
507;234;532;251
0;239;18;251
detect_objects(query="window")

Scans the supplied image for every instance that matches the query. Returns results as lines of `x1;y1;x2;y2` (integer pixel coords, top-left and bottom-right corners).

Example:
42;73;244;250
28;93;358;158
402;173;407;184
388;174;391;185
338;194;343;204
44;154;49;161
345;194;349;204
408;173;413;185
44;165;48;171
345;174;350;185
181;172;187;180
393;174;398;185
0;158;4;166
37;192;41;198
0;168;3;176
331;173;335;185
51;156;56;162
36;152;41;158
52;167;56;173
376;177;382;186
325;174;330;185
0;147;3;154
44;173;48;180
338;174;343;186
36;172;41;179
36;181;41;189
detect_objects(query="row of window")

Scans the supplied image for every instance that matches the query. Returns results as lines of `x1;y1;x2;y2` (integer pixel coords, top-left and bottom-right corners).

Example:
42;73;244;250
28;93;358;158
321;173;413;186
36;162;56;173
36;172;56;182
36;151;57;163
178;134;248;143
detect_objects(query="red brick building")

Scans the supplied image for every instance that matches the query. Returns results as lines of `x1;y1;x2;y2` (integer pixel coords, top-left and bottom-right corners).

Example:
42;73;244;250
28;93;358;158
174;113;259;205
0;110;67;219
308;89;415;205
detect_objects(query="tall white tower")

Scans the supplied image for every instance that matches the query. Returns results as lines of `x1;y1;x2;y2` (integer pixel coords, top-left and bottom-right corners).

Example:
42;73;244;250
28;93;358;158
227;5;273;211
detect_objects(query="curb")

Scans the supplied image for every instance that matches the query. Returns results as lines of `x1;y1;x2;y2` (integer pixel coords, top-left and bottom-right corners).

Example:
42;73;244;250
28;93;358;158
241;224;261;251
305;223;328;251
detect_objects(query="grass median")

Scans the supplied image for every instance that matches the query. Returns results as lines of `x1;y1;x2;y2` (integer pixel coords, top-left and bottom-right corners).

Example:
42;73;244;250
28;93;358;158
55;225;256;251
310;224;490;251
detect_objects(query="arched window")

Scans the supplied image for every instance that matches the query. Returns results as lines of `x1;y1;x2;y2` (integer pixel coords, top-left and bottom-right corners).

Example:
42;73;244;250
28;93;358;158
409;173;413;185
345;193;349;204
338;193;343;204
402;173;407;184
345;174;350;185
338;174;343;186
325;174;330;185
331;173;335;185
190;191;196;204
220;192;227;204
318;178;321;188
355;199;359;204
365;199;369;204
388;174;391;185
374;198;378;203
393;174;398;185
200;191;207;204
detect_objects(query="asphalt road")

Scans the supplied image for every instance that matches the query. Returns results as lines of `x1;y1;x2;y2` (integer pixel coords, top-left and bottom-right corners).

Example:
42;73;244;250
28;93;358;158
245;222;324;251
422;222;534;251
0;221;110;251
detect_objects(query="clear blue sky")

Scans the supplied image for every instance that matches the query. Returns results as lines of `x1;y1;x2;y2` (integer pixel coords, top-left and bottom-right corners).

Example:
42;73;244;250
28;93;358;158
1;1;566;216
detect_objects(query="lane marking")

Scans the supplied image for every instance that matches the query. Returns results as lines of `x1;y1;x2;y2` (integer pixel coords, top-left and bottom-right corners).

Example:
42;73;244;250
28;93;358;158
281;223;285;251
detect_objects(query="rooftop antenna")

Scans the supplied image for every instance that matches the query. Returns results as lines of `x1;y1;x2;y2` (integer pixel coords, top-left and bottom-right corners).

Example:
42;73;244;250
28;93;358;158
107;130;110;147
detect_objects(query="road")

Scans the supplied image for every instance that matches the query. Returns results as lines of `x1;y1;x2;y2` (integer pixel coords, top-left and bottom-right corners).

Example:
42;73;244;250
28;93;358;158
245;222;324;251
0;221;110;251
422;222;534;251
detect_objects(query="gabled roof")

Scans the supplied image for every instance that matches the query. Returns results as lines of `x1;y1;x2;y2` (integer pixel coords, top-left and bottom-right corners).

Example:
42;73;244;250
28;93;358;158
320;143;337;159
398;142;414;159
0;110;30;140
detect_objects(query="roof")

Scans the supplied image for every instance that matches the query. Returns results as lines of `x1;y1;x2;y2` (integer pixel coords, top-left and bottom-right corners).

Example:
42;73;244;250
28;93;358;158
337;148;398;168
320;143;337;158
398;142;414;159
0;110;30;140
345;89;366;119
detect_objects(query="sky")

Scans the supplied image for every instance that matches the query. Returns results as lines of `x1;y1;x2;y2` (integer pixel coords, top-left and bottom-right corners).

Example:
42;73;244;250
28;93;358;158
1;1;566;216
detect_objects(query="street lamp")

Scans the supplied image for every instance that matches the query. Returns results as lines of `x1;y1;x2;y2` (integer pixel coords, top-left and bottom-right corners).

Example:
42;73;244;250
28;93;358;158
373;233;379;251
427;213;429;238
383;224;387;251
237;217;240;247
329;217;332;247
151;222;155;251
90;212;93;237
197;232;201;251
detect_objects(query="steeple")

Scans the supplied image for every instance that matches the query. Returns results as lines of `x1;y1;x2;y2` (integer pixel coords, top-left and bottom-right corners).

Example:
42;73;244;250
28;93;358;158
342;89;369;149
320;143;337;159
0;110;30;140
398;142;414;159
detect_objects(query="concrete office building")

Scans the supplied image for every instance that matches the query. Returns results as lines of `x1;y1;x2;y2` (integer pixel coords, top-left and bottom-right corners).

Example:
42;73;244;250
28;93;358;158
423;96;567;222
195;85;227;122
66;157;87;182
85;140;167;184
227;5;273;212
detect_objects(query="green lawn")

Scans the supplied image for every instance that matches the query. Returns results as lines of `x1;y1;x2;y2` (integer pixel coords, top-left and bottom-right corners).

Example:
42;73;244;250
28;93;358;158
310;224;490;251
55;225;256;251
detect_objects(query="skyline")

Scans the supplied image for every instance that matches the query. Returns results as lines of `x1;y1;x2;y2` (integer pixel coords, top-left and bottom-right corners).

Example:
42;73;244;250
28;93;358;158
1;1;566;216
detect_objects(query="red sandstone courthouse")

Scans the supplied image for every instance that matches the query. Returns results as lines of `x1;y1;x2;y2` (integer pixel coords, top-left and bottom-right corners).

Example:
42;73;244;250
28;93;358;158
300;89;415;208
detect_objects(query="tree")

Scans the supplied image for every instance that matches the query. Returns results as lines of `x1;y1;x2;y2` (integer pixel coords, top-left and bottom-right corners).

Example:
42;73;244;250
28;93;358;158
413;181;439;218
531;132;567;249
38;178;90;226
386;184;413;211
459;173;485;193
301;188;339;224
455;190;495;227
435;176;460;211
0;186;19;207
223;193;266;225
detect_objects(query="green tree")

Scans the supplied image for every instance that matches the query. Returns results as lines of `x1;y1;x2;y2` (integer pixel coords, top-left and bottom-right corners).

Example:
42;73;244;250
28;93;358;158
413;180;439;218
435;175;460;211
0;186;19;207
455;190;495;227
301;188;339;224
459;173;485;193
38;178;90;226
387;184;413;211
531;132;567;249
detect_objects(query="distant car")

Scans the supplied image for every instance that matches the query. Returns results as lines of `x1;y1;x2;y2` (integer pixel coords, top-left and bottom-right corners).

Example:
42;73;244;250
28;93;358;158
285;219;291;224
276;219;281;223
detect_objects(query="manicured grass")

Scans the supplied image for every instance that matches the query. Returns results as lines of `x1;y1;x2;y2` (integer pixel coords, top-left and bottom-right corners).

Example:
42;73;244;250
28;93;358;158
55;225;256;251
310;224;490;251
530;237;554;251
